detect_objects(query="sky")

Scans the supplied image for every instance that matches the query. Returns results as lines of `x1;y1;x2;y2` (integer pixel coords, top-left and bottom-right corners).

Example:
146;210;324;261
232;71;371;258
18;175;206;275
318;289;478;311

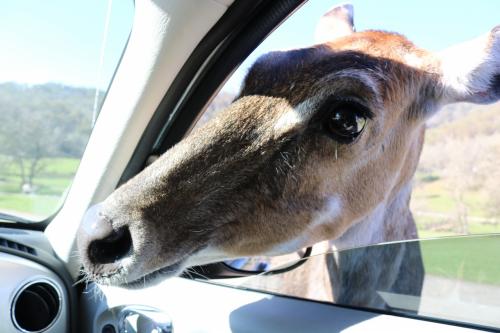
0;0;134;90
223;0;500;93
0;0;498;93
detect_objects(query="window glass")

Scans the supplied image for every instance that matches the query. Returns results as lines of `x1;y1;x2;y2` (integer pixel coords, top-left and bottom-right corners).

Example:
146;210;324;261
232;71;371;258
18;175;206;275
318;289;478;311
194;0;500;329
0;0;134;221
199;0;500;239
230;235;500;329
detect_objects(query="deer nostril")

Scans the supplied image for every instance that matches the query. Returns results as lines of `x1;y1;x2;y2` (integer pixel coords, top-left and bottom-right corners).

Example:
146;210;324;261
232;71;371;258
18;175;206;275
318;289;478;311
88;227;132;265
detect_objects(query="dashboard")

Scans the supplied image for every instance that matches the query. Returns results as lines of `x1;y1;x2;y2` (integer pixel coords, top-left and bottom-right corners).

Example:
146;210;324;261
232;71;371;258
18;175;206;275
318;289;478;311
0;228;73;333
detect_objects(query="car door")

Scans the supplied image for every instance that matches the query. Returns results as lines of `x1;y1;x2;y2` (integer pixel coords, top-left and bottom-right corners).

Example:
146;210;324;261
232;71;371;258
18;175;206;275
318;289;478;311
1;1;499;332
70;0;500;331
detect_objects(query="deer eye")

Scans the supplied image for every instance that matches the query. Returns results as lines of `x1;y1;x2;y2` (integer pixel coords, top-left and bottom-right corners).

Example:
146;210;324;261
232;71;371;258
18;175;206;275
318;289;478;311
323;101;370;143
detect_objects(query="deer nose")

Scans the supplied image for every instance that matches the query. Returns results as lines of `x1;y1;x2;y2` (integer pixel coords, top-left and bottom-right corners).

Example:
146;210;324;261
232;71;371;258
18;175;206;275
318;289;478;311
78;204;132;265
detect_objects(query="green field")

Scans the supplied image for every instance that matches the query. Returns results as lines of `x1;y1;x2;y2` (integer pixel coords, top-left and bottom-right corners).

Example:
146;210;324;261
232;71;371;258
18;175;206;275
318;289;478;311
420;235;500;285
411;171;500;239
0;157;79;220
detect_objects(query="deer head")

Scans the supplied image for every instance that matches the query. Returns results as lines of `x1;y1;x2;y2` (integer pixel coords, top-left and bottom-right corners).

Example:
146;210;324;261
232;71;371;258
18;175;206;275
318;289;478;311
77;4;499;287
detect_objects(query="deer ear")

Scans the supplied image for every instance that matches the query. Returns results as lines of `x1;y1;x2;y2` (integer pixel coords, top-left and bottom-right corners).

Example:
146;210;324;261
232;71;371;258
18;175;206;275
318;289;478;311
314;3;355;44
439;26;500;105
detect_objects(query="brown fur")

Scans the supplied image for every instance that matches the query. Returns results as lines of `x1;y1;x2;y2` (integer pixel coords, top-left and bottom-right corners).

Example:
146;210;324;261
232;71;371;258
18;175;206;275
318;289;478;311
77;6;499;306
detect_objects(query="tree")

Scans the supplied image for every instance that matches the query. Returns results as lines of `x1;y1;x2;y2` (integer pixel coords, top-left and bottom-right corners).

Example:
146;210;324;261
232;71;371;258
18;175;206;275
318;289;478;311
0;83;97;191
480;137;500;222
1;107;53;189
418;102;500;234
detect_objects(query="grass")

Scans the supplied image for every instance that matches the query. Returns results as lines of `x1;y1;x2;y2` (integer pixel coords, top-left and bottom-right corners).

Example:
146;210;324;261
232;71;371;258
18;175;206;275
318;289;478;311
411;172;500;284
412;171;500;235
418;229;456;239
42;158;80;176
0;157;78;220
420;235;500;285
0;193;62;219
412;181;487;217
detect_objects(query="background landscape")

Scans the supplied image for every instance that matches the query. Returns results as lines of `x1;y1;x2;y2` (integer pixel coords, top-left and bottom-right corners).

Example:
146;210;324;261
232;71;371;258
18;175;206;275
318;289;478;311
0;82;101;219
1;83;500;240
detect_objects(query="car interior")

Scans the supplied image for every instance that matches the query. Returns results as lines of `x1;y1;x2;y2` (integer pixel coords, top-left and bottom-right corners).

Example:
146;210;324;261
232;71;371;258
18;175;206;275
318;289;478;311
1;0;499;332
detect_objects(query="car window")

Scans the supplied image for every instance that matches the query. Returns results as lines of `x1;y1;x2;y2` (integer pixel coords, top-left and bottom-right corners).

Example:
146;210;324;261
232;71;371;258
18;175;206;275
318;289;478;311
0;0;134;221
197;0;500;240
229;235;500;329
192;0;500;329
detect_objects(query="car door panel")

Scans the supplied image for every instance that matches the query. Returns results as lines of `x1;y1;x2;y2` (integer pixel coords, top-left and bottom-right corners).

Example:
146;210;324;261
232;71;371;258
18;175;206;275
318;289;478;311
80;277;485;333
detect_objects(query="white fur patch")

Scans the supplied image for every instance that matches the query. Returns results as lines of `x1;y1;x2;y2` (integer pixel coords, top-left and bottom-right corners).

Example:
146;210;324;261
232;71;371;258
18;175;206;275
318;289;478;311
311;195;343;227
267;233;311;256
404;53;423;68
184;246;235;267
330;182;414;251
273;96;319;135
331;201;387;250
274;108;305;133
439;29;499;102
268;195;343;255
273;68;381;136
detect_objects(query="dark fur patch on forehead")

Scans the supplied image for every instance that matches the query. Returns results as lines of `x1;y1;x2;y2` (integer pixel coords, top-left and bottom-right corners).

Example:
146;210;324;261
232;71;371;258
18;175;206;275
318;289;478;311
238;30;436;108
240;46;385;104
240;47;324;96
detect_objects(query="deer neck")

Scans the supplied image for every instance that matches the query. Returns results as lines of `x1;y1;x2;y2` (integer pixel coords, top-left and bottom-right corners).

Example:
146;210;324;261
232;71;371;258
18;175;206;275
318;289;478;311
330;182;417;251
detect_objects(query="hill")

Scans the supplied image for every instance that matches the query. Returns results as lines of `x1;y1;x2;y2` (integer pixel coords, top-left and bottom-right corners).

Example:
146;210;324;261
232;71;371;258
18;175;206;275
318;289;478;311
0;82;102;158
415;101;500;236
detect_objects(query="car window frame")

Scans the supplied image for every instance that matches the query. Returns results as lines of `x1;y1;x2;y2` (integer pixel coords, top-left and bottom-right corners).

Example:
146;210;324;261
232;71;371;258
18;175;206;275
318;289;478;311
116;0;306;186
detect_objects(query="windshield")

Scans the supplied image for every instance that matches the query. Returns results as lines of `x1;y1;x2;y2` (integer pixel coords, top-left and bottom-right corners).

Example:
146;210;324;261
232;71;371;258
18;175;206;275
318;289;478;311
0;1;134;222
